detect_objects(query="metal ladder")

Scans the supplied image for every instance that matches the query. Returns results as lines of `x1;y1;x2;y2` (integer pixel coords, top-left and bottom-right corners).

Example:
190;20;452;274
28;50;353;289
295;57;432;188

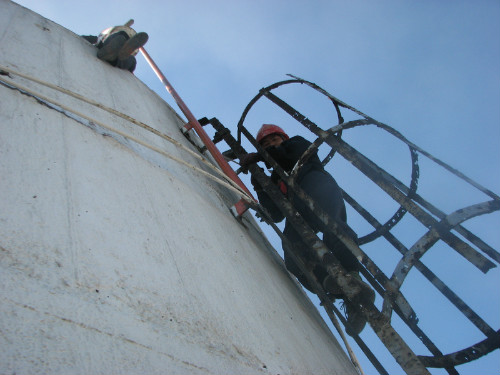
197;76;500;375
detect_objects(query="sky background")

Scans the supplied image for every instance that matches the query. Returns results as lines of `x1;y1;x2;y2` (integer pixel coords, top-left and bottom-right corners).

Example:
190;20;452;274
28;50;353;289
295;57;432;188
12;1;500;374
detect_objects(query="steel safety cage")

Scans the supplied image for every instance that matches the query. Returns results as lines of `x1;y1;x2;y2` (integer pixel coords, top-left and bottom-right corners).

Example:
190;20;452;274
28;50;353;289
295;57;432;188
202;76;499;374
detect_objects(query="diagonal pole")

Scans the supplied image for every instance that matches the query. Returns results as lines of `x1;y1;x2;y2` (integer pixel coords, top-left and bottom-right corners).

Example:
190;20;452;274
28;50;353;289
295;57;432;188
139;47;254;215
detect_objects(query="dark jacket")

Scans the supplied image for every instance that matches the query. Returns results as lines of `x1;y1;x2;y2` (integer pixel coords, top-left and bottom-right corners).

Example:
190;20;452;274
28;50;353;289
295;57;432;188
255;135;360;278
266;136;324;181
255;135;334;224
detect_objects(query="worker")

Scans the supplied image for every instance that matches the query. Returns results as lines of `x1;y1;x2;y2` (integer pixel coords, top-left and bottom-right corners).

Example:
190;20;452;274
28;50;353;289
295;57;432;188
81;20;148;73
240;124;375;336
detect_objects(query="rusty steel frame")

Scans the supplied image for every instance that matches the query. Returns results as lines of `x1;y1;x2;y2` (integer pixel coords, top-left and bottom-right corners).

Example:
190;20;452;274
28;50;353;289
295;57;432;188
240;129;432;375
258;87;496;273
206;117;429;374
227;77;500;374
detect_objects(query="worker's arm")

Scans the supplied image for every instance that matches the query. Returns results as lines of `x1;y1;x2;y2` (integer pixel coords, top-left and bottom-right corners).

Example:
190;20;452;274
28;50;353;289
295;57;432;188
265;136;316;172
251;175;285;223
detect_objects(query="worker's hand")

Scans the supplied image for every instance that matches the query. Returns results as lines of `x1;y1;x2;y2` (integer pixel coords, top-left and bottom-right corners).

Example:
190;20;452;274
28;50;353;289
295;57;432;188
239;152;263;173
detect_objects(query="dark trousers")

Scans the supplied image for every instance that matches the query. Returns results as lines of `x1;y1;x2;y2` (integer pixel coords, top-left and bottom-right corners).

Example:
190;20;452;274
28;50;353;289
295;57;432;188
282;169;359;292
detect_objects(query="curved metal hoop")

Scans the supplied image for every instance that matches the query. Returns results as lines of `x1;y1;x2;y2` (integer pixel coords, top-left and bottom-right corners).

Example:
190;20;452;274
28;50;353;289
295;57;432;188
235;76;500;374
237;78;420;245
419;329;500;368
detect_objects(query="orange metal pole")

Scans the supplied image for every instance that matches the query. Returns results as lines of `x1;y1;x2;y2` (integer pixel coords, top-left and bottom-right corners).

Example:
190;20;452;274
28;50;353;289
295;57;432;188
139;48;254;213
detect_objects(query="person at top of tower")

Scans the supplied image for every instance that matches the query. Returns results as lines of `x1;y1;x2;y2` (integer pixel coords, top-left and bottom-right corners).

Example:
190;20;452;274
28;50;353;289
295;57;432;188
240;124;375;336
81;19;148;73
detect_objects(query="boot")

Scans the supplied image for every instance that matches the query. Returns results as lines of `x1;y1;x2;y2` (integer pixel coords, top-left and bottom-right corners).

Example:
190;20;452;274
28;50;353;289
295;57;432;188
342;299;366;336
341;274;375;336
117;32;149;60
97;34;127;62
349;271;375;304
323;271;374;300
323;275;343;295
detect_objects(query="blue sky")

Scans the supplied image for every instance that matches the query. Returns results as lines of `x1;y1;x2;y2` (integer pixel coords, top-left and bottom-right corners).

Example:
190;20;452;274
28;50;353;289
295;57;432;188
13;1;500;374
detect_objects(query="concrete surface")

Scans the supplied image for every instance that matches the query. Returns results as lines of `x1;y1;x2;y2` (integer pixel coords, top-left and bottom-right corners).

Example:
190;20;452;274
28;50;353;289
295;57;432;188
0;1;356;374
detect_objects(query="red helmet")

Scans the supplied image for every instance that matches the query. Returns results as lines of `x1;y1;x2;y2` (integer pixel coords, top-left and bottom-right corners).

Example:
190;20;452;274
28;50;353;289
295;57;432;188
256;124;289;144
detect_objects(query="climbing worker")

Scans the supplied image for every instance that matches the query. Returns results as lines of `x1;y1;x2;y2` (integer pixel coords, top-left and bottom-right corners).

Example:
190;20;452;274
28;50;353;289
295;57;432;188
81;19;148;73
240;124;375;336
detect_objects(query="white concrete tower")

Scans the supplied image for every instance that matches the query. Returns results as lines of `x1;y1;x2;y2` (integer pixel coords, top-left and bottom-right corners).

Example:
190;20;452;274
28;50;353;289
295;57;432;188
0;1;356;374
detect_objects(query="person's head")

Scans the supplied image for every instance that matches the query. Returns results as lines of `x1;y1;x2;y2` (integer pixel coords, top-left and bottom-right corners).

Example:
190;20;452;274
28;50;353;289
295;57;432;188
256;124;289;148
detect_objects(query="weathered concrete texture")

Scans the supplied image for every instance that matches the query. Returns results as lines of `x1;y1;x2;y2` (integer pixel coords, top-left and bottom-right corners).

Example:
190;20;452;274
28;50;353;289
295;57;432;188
0;1;356;374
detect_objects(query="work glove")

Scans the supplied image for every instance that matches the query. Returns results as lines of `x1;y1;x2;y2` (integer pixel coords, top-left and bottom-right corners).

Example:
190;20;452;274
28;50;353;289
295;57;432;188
239;152;263;173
